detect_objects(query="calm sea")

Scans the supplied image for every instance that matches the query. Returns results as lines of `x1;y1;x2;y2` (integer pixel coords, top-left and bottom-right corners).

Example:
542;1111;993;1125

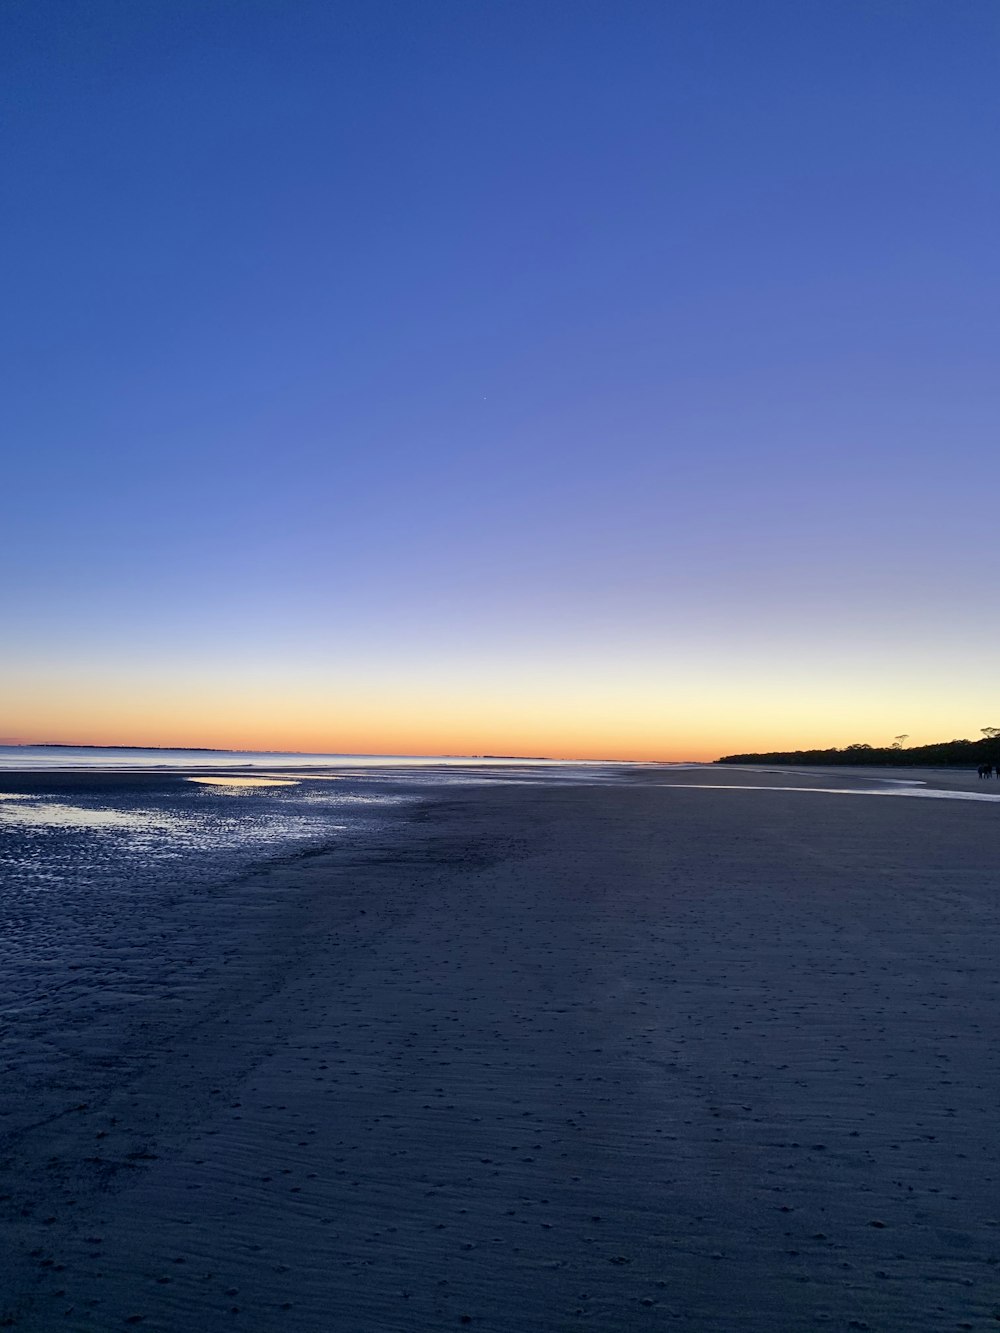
0;744;591;771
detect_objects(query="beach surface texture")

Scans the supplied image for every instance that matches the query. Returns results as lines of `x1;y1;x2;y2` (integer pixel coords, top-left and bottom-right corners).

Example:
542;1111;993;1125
1;764;998;1330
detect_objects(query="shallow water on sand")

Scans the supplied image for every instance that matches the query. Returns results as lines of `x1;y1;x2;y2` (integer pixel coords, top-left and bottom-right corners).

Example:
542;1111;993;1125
0;775;398;930
0;762;618;1042
655;780;1000;802
0;764;595;1149
0;771;417;1096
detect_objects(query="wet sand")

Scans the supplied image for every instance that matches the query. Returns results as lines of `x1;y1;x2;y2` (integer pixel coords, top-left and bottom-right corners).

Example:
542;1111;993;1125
2;767;998;1330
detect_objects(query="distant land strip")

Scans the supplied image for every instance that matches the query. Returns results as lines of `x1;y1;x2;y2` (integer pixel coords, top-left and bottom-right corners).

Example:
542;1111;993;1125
28;743;231;752
717;737;1000;767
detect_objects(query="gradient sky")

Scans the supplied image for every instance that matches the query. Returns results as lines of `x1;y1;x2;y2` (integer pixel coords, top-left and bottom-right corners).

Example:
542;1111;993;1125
3;0;998;759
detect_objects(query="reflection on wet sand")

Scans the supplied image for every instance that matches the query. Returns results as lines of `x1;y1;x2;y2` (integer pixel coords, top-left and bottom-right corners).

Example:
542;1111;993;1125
0;800;174;829
656;782;1000;802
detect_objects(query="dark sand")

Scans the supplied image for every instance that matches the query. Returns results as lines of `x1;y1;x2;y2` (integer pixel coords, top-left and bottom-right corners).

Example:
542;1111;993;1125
2;767;998;1330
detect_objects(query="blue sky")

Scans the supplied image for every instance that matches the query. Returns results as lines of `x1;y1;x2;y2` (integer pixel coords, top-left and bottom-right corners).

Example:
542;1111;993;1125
3;1;998;755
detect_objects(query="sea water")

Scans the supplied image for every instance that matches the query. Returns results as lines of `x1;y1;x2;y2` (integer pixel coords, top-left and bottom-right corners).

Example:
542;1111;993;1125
0;745;581;771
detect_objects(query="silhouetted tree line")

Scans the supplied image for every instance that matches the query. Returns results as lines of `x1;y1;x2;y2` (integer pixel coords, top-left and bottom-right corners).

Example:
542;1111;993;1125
717;737;1000;768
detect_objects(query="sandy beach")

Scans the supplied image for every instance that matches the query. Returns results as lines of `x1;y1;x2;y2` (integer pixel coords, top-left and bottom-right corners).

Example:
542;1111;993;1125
2;765;998;1330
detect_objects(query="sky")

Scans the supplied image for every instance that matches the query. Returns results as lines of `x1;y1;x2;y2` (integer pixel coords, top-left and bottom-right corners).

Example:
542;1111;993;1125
2;0;998;760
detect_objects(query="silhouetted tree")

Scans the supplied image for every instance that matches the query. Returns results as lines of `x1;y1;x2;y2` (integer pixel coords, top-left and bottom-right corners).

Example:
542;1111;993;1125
718;735;1000;767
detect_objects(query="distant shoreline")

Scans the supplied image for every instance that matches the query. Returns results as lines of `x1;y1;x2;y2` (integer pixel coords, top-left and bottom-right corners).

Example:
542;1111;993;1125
9;744;551;759
718;737;1000;767
25;742;231;752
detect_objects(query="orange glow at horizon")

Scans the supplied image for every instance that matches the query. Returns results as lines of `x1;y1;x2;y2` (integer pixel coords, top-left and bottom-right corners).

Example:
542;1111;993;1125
4;660;994;764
